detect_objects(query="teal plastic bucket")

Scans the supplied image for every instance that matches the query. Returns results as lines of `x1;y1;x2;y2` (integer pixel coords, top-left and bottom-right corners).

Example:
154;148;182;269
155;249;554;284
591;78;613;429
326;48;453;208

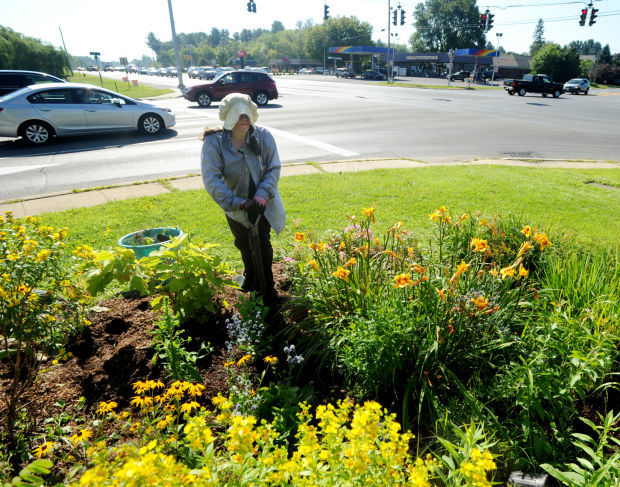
118;227;184;260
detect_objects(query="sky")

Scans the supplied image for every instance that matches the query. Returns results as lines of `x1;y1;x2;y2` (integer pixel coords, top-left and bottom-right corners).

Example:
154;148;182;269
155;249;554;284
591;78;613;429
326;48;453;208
2;0;619;63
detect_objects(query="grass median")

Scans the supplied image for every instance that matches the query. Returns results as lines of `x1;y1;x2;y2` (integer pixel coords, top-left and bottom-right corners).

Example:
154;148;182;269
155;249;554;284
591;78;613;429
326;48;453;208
68;73;174;98
35;165;620;268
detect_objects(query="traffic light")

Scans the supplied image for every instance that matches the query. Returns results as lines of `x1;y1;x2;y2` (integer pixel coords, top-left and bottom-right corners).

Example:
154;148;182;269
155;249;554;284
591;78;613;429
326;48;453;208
589;8;598;25
487;13;494;30
480;13;487;29
324;4;329;20
392;9;398;25
400;9;406;25
247;0;256;12
579;8;588;26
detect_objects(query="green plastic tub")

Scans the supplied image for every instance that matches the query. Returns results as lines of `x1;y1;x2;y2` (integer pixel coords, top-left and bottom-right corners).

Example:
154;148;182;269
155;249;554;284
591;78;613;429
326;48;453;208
118;227;184;259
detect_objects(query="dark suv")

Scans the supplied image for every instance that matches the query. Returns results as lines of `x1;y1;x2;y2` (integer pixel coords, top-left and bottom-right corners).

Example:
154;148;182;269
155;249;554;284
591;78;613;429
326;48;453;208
0;70;66;97
447;71;471;81
184;70;278;107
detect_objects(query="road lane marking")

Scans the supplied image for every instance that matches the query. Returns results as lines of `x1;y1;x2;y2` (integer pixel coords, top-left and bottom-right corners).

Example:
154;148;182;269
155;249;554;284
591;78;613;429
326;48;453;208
262;125;359;157
0;163;60;176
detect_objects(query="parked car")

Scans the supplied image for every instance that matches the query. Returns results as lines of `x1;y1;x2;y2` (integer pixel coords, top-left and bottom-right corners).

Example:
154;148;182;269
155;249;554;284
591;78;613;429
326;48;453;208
0;70;66;97
0;83;175;145
87;65;98;72
184;70;278;107
198;67;217;80
563;78;590;95
165;66;178;77
504;74;563;98
146;67;158;76
188;66;201;79
361;70;386;81
335;68;356;78
447;71;471;81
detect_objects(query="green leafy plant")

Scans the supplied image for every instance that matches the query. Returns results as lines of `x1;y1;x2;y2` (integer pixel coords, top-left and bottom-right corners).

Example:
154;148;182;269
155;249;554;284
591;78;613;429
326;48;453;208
541;411;620;487
9;458;53;486
150;301;213;382
84;237;236;321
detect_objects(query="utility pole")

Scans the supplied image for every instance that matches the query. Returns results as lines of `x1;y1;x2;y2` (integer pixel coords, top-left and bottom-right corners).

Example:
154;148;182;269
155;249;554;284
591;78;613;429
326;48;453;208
492;32;502;82
58;27;73;75
167;0;184;92
387;0;392;84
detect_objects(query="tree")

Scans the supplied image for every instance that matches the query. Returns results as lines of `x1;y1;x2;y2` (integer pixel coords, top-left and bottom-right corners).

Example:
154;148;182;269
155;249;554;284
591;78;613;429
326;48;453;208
530;43;580;82
146;32;164;55
530;19;545;56
271;21;285;33
0;26;69;76
305;16;373;63
408;0;485;52
589;63;620;84
597;44;612;64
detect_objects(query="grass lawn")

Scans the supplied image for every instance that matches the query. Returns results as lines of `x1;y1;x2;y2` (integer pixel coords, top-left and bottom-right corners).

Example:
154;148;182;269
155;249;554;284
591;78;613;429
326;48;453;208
68;73;174;98
37;165;620;268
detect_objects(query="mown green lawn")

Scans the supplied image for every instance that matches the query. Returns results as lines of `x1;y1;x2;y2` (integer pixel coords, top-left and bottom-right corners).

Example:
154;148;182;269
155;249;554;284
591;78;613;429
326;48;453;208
38;165;620;267
68;73;174;98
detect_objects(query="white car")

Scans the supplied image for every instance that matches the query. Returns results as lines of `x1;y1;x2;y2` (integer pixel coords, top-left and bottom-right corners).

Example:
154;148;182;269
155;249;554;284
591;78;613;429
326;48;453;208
0;82;175;145
563;78;590;95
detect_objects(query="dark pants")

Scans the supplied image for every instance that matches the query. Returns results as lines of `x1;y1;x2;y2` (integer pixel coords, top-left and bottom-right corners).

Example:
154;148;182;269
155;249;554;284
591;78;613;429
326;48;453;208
226;215;275;296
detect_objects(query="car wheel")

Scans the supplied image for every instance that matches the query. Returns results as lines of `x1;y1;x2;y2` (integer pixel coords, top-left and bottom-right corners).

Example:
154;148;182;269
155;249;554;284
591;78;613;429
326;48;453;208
20;121;54;145
139;114;164;134
508;90;515;95
553;90;560;98
584;89;589;95
196;92;212;107
254;91;269;106
542;93;548;97
518;88;526;96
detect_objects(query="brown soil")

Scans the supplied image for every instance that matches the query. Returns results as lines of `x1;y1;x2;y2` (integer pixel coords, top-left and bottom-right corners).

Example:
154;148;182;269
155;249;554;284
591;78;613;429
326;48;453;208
0;263;291;445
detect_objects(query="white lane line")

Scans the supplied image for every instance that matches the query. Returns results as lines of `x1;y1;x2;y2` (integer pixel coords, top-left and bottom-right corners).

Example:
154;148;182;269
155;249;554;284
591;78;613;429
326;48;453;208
262;125;359;157
0;163;60;176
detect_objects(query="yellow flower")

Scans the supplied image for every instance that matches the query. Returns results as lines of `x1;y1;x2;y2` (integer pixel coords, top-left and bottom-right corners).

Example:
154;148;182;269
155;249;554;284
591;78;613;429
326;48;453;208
96;401;118;415
36;249;52;262
179;401;201;414
332;266;350;282
32;441;57;458
69;429;93;445
437;288;446;301
450;261;471;282
394;273;414;288
479;219;488;227
224;360;235;368
470;238;490;253
309;241;325;252
518;264;529;279
338;241;346;250
186;383;205;398
294;232;305;242
472;295;489;311
517;241;533;257
407;247;414;257
411;265;426;274
521;225;532;237
237;354;252;366
263;356;278;365
533;231;552;250
343;257;357;267
362;206;375;220
500;266;516;279
308;259;319;271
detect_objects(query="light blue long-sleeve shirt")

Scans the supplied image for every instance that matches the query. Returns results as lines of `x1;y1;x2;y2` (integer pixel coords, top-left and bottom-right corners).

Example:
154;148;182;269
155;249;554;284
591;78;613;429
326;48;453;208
201;126;286;234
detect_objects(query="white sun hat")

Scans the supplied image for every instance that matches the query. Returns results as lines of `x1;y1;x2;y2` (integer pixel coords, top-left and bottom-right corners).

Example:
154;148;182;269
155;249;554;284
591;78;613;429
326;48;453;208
219;93;259;130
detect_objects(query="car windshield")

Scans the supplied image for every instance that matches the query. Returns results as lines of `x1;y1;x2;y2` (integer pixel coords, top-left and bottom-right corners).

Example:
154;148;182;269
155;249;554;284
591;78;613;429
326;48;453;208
567;79;581;83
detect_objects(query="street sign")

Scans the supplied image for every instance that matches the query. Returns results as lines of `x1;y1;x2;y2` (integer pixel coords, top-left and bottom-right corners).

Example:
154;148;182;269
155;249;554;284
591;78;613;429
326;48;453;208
184;54;191;60
90;51;100;56
119;57;128;65
237;50;247;57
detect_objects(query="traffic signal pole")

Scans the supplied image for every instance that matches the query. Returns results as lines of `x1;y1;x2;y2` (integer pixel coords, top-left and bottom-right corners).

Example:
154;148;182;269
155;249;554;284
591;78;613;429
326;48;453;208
387;0;392;84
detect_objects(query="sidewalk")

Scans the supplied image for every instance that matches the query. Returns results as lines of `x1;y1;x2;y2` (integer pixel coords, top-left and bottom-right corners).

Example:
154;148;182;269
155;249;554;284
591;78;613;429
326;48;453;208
1;158;618;218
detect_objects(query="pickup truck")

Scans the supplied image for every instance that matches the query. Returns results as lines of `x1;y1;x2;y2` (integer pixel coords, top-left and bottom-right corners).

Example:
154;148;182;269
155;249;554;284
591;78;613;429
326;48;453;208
503;74;564;98
335;68;356;78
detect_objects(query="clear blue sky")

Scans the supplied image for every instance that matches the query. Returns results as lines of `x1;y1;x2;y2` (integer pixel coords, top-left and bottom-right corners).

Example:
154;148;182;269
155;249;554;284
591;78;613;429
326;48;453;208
2;0;618;62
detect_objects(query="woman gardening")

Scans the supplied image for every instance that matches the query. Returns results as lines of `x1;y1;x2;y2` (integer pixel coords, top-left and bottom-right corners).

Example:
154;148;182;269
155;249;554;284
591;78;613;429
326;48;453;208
200;93;285;304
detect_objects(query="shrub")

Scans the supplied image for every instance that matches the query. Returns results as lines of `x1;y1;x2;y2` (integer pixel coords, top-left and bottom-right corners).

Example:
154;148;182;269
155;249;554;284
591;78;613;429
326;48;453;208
0;212;91;445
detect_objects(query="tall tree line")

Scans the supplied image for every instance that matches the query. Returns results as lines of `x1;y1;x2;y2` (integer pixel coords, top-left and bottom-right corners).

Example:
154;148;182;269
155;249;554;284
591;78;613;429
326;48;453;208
0;26;70;76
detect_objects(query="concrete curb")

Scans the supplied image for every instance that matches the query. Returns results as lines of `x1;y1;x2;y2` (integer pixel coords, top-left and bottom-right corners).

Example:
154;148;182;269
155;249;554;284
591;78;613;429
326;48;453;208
1;158;618;218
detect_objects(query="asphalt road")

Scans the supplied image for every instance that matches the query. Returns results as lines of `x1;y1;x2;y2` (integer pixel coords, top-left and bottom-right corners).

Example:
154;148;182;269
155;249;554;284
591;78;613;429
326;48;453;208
1;72;619;200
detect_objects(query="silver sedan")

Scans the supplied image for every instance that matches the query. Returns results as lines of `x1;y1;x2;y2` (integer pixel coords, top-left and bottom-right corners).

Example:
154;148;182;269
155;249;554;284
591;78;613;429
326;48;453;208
0;82;175;145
